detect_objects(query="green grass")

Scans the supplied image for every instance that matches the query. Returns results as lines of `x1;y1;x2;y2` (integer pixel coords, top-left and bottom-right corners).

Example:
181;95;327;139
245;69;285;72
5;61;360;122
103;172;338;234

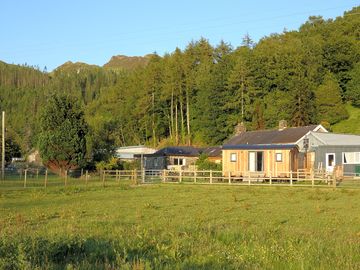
1;184;360;269
332;103;360;134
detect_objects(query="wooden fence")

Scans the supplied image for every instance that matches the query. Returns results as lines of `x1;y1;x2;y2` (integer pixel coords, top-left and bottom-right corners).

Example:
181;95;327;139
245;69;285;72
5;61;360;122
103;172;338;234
1;168;358;189
137;169;341;188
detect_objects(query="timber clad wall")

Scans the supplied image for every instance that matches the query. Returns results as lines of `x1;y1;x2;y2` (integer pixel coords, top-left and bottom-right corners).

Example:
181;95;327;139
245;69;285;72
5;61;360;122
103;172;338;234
223;148;298;177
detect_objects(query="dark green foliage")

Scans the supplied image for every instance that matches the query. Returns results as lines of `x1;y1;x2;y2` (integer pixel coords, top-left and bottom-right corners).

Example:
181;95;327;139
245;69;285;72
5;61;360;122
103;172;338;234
4;137;22;163
315;73;349;124
38;95;88;172
346;63;360;107
0;6;359;156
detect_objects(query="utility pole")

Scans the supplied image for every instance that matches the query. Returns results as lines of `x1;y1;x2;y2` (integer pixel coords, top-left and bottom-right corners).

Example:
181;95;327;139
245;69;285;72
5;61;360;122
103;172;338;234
1;111;5;180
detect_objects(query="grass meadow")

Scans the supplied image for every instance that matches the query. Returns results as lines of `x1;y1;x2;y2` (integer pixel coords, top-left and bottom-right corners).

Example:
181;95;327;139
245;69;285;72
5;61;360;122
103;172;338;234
1;182;360;269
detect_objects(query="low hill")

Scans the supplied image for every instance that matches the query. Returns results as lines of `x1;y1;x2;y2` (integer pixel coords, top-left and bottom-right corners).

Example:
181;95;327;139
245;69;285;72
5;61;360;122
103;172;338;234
52;61;101;74
103;54;151;70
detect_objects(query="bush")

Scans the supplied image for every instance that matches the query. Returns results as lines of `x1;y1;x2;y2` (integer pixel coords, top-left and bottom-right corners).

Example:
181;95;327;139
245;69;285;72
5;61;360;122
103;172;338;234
196;154;222;171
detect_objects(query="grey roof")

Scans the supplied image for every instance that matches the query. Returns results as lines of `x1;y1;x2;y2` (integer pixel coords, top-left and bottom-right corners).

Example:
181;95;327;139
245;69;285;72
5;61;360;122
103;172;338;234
140;146;222;158
309;132;360;146
224;125;320;146
202;146;222;157
144;146;201;157
223;144;297;150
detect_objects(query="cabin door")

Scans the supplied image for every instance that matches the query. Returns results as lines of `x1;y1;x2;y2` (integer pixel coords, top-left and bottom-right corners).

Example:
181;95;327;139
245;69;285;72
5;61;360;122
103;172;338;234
325;153;335;173
249;151;263;172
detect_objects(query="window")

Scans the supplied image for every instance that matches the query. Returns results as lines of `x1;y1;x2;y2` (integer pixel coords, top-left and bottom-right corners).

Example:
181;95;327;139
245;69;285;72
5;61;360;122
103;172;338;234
343;152;360;164
275;153;282;162
174;158;185;165
230;153;237;162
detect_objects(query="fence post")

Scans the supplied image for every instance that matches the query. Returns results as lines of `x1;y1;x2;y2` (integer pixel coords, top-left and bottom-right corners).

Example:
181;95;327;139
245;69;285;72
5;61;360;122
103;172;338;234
142;169;145;183
36;169;39;180
333;174;336;188
24;169;27;188
269;171;272;185
228;172;231;184
179;170;182;183
134;169;138;185
290;171;293;186
162;169;166;183
194;170;197;183
85;170;88;186
102;171;105;187
312;175;315;187
65;170;68;187
210;170;213;184
81;168;83;178
44;170;48;188
248;173;251;186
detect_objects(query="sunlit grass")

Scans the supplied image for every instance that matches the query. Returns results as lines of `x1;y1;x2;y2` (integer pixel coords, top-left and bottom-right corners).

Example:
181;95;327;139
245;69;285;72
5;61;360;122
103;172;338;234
0;184;360;269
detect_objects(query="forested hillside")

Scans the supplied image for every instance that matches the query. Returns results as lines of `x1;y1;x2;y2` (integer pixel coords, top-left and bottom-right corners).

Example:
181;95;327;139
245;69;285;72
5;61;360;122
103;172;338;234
0;7;359;162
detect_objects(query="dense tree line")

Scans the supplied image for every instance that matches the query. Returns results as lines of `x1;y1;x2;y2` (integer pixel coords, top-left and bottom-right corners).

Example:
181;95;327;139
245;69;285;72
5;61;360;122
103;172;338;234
0;6;359;164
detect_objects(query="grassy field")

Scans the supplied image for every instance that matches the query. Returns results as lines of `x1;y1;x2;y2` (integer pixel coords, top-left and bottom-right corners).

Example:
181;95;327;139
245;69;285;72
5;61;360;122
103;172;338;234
332;104;360;135
1;183;360;269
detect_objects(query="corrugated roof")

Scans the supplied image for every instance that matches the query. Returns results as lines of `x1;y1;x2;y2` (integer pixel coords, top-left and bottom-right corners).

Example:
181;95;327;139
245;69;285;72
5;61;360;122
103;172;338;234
310;132;360;146
224;125;319;146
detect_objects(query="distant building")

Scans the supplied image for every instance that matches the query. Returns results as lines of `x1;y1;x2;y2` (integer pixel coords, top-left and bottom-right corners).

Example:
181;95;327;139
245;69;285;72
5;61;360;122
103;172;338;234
115;145;157;161
141;146;222;171
222;121;327;177
303;132;360;174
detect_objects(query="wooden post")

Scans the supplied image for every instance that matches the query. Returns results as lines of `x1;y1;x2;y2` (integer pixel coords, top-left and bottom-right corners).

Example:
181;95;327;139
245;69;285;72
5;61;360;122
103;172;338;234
210;170;213;184
36;169;39;180
24;169;27;188
134;169;138;185
102;171;105;187
248;173;251;186
44;170;48;188
142;169;145;183
81;168;83;178
179;170;182;183
333;174;336;188
194;170;197;183
162;169;166;183
64;170;68;186
228;172;231;184
312;175;315;187
85;170;88;186
290;171;293;186
269;171;272;185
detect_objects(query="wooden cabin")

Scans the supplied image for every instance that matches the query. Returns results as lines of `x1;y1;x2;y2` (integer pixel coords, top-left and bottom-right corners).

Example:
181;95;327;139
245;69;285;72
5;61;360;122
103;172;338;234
222;122;327;178
222;144;299;177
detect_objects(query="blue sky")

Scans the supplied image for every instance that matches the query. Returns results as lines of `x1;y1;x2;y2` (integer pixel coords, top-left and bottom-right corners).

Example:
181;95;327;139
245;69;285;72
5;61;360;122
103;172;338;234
0;0;358;71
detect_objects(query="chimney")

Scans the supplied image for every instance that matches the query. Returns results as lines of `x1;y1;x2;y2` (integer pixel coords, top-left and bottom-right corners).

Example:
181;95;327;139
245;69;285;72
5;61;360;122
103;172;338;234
279;120;287;131
235;122;246;135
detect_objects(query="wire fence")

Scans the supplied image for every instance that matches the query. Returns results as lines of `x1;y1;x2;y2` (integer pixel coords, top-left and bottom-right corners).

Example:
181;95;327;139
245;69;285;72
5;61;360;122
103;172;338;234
1;168;359;190
0;168;136;190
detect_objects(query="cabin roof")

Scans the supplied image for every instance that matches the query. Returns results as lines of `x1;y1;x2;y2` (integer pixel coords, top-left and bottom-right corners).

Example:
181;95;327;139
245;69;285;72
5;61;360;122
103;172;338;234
224;125;321;146
222;144;298;150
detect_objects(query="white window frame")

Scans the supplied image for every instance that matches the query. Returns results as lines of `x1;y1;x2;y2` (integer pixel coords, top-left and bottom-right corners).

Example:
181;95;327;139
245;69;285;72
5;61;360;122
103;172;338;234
342;152;360;164
275;153;282;162
230;153;237;162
